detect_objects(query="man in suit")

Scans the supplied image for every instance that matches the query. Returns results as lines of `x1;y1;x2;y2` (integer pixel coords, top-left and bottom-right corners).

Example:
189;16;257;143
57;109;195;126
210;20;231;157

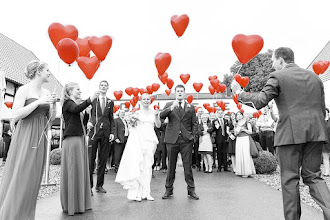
160;84;199;200
87;80;115;193
212;110;229;172
113;109;128;173
231;47;330;220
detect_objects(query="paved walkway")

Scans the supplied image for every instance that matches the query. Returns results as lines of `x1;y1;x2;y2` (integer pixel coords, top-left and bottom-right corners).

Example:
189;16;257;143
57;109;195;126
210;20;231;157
36;167;323;220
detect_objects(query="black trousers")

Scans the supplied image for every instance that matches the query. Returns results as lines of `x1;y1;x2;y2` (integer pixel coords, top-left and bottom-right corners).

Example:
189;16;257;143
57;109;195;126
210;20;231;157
3;140;11;161
165;136;195;193
277;142;330;220
113;140;126;169
161;143;167;169
192;140;201;168
88;131;110;188
259;131;274;154
216;140;228;170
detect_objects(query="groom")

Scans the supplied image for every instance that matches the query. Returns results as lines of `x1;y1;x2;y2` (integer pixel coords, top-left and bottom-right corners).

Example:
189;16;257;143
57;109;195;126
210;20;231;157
160;84;199;200
87;80;115;194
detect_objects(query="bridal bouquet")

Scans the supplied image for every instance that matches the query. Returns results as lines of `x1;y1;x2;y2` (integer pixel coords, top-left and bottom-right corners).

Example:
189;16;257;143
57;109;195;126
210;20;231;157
127;113;139;127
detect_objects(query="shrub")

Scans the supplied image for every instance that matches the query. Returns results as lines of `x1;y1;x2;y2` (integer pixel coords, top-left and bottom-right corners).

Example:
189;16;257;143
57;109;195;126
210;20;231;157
49;148;62;165
253;151;277;174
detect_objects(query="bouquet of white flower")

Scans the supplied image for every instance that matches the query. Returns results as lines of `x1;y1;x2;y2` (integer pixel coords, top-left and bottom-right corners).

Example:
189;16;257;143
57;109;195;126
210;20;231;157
127;113;139;127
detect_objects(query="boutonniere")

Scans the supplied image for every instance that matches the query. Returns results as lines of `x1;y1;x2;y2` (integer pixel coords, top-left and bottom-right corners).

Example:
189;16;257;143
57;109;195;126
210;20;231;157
107;99;112;104
187;104;191;108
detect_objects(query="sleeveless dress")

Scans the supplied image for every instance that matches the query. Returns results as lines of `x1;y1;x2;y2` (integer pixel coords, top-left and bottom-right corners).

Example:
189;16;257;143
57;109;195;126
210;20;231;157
115;109;159;200
0;98;50;220
198;123;213;155
235;120;256;176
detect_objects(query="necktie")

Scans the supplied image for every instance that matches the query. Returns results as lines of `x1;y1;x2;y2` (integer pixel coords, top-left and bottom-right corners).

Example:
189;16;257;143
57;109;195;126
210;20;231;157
178;101;183;115
102;97;106;114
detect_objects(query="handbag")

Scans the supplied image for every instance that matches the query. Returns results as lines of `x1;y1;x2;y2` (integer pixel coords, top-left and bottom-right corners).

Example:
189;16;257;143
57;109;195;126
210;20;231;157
249;135;259;158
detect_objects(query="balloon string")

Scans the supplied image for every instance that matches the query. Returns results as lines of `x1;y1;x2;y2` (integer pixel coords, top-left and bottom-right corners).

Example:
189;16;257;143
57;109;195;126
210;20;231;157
236;63;243;75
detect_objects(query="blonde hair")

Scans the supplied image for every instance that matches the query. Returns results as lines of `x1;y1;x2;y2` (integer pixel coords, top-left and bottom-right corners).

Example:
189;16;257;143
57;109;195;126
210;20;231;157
60;82;78;105
24;60;47;80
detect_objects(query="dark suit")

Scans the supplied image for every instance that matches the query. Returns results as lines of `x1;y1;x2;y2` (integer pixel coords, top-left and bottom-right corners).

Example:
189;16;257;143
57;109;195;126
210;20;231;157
88;96;114;188
192;118;202;169
160;101;198;193
238;64;330;219
212;118;228;171
113;117;128;169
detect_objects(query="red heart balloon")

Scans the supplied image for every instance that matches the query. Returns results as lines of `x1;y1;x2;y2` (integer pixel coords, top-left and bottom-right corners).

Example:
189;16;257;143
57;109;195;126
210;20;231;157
218;84;226;93
205;106;212;114
113;105;120;113
88;36;112;61
154;105;160;110
48;23;78;49
166;78;174;89
133;95;139;103
240;77;249;88
221;104;225;112
210;79;220;89
130;99;136;107
165;89;171;96
237;103;242;110
114;91;123;100
57;38;79;65
180;74;190;84
77;56;101;80
125;101;130;109
171;14;189;37
240;109;245;114
208;75;217;81
125;87;133;96
195;106;201;113
155;53;171;75
158;73;168;85
4;101;13;109
152;83;160;92
313;61;329;75
232;34;264;64
233;94;239;104
208;85;215;95
216;100;223;108
258;110;262;116
150;96;155;104
193;83;203;93
212;107;217;113
203;103;210;109
187;94;193;104
140;88;148;95
76;37;91;57
227;111;231;115
233;74;242;84
146;86;153;94
132;88;139;97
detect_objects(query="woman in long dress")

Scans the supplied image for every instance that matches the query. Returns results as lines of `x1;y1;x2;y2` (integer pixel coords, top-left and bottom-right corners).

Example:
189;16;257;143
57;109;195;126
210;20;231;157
0;60;56;220
234;111;256;177
115;93;161;201
60;82;98;215
198;113;213;173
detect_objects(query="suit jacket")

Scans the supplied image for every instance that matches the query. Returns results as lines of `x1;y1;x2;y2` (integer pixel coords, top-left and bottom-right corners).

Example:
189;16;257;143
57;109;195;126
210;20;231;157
238;63;328;146
89;96;115;138
211;118;228;144
114;117;127;143
62;98;91;138
160;101;198;144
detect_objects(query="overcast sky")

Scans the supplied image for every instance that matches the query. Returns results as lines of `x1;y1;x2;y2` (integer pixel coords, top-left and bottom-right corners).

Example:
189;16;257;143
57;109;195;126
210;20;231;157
1;0;330;99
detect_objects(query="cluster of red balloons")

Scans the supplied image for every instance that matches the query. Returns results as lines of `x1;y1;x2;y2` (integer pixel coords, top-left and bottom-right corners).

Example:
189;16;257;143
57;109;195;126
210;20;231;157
313;61;330;75
253;110;262;118
48;23;112;80
208;75;226;94
122;83;160;109
216;100;226;112
233;74;249;88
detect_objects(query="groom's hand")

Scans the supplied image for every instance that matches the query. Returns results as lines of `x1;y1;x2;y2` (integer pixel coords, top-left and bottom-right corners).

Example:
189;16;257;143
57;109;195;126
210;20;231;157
171;100;179;111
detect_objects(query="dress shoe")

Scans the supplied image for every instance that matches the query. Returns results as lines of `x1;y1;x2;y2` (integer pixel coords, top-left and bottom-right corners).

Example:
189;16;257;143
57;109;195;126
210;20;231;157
162;191;173;199
95;186;107;193
91;190;93;196
224;169;230;172
188;192;199;200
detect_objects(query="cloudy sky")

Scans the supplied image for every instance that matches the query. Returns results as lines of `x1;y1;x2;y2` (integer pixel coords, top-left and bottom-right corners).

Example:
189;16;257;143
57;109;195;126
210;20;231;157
1;0;330;99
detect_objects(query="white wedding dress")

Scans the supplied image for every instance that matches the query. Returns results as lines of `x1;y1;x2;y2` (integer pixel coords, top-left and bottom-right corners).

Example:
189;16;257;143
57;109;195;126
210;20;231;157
115;109;159;200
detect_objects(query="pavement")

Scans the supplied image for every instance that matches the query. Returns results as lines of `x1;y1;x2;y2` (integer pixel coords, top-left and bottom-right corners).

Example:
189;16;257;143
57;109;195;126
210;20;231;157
35;166;324;220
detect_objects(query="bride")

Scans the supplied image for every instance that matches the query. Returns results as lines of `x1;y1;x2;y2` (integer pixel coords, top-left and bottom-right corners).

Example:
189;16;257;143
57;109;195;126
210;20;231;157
115;93;161;201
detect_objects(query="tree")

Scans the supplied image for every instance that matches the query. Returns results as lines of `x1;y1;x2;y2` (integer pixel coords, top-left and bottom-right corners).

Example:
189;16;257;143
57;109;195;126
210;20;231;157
229;49;275;92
